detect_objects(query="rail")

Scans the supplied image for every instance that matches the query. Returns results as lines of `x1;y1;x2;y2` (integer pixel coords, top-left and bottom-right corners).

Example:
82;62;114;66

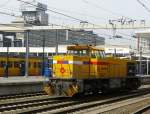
0;85;150;114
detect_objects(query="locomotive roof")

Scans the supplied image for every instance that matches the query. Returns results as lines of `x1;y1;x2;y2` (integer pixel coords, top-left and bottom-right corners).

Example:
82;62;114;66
67;45;104;51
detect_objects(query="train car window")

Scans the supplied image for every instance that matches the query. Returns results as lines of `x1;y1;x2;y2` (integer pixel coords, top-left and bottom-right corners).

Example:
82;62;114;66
14;62;20;68
95;51;100;58
91;50;100;58
34;62;37;68
28;62;31;68
82;50;88;56
8;62;13;68
38;62;42;68
1;61;6;67
102;51;106;58
68;50;88;56
91;51;96;58
0;61;2;67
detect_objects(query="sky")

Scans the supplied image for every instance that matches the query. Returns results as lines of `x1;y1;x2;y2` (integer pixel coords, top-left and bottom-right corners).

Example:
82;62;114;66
0;0;150;49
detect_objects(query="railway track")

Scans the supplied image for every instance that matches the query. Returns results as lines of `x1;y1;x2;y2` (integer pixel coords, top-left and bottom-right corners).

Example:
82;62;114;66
0;86;150;114
0;92;46;100
75;92;150;114
132;105;150;114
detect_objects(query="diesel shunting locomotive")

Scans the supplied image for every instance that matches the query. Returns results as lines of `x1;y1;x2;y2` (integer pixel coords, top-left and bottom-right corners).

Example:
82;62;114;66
44;45;141;97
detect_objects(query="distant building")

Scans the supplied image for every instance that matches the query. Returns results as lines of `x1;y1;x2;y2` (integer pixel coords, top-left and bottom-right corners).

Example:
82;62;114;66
20;0;48;26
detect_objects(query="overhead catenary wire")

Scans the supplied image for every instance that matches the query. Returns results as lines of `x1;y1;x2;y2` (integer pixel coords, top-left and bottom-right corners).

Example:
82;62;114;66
0;20;132;47
17;0;108;29
0;6;137;44
1;1;149;30
19;0;150;29
39;3;108;22
16;0;140;40
137;0;150;13
0;0;149;30
0;9;72;30
0;10;136;43
81;0;135;20
0;0;138;46
17;0;84;22
0;21;137;49
0;11;20;18
0;7;20;13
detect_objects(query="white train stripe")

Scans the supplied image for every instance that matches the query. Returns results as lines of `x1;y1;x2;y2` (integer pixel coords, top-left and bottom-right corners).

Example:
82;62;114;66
53;60;57;64
53;60;85;65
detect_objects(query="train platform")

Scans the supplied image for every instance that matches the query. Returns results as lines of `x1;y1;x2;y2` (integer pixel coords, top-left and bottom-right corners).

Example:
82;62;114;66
0;76;48;96
0;76;48;85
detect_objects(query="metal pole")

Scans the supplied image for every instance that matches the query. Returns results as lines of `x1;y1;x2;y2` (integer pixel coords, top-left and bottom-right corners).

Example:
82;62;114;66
42;30;45;76
139;47;142;74
94;35;96;46
147;58;149;75
137;34;140;51
6;41;9;78
66;30;68;41
55;29;58;55
114;48;116;57
25;30;29;77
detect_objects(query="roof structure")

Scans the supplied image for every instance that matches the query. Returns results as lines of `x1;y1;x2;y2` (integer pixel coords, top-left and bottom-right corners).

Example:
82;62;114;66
135;29;150;38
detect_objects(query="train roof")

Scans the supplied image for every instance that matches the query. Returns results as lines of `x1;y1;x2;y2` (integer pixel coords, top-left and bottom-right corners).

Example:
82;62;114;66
67;45;104;51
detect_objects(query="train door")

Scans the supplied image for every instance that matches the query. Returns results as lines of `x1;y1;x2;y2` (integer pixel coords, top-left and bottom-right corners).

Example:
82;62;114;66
19;61;25;76
44;59;52;77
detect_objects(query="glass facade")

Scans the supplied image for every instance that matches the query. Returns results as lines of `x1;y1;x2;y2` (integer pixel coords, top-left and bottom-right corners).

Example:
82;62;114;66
23;29;105;47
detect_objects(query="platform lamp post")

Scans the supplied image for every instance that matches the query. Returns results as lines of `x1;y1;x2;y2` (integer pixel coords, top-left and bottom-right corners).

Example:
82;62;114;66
25;30;30;77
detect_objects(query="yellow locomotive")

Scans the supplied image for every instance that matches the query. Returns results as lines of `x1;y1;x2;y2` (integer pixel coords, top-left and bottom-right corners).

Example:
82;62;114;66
0;56;42;76
44;45;141;97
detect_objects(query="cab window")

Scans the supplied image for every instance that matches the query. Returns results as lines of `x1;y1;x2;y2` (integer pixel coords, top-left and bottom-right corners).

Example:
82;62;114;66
67;50;89;56
14;61;20;68
91;50;105;58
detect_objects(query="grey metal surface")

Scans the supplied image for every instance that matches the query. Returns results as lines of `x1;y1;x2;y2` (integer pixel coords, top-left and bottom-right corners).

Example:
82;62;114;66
0;76;47;95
